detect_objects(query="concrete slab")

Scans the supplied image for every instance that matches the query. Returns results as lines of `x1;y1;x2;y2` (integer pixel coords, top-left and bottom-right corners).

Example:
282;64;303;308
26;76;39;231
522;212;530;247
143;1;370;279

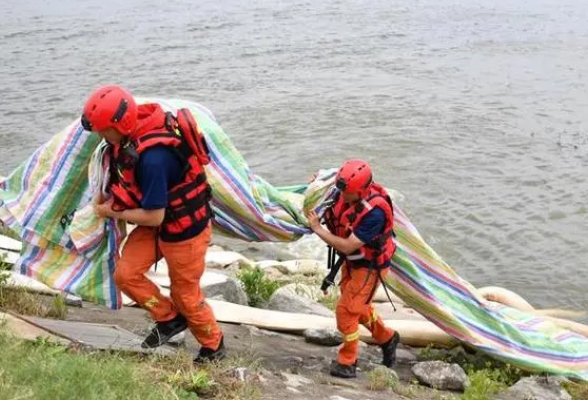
16;315;176;356
0;312;69;345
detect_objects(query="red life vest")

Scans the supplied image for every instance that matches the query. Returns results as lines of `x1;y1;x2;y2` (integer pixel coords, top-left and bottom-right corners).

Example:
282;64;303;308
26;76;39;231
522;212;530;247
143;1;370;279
324;183;396;269
109;104;212;240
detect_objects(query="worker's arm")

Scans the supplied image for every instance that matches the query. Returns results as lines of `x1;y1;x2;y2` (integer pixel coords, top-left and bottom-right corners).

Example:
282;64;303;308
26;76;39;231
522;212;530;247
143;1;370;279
306;210;364;255
94;199;165;226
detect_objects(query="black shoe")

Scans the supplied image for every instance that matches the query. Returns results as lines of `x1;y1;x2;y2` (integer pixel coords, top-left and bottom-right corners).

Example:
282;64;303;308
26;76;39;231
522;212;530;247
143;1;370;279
329;360;357;379
381;331;400;368
194;336;227;364
141;314;188;349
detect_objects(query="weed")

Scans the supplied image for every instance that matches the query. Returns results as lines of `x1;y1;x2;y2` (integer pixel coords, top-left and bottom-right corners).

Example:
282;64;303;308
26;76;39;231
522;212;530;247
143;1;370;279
237;267;280;308
368;366;399;391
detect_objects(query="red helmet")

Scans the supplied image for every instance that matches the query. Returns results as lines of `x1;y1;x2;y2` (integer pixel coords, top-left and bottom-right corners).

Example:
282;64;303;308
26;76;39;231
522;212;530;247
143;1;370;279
335;159;373;194
81;85;138;135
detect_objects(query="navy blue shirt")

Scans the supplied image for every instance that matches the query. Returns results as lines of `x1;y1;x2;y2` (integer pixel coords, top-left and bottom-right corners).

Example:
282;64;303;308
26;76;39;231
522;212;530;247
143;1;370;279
354;207;391;267
136;146;207;241
354;208;386;244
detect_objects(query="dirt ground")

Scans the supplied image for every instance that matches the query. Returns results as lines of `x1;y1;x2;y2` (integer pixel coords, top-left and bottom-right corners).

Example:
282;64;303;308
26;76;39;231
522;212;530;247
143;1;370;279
65;302;458;400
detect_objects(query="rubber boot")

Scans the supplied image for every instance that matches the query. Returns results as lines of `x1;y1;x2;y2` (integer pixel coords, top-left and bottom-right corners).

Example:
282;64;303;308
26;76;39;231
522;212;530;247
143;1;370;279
381;331;400;368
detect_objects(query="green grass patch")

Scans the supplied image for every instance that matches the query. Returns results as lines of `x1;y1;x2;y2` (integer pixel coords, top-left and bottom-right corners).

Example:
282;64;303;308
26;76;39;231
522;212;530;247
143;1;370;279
418;344;527;386
0;332;198;400
0;283;69;320
461;369;508;400
417;344;530;400
318;287;339;311
0;253;11;272
0;253;68;319
368;366;399;391
563;380;588;400
237;267;280;308
0;328;262;400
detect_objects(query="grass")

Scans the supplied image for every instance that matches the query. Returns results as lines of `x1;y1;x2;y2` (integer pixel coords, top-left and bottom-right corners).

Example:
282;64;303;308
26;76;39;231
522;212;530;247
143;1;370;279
160;348;263;400
0;251;68;319
237;267;280;308
368;366;399;391
418;344;527;385
392;382;428;399
563;380;588;400
0;283;69;320
417;344;532;400
0;332;198;400
0;326;263;400
318;287;339;311
461;369;508;400
0;256;10;273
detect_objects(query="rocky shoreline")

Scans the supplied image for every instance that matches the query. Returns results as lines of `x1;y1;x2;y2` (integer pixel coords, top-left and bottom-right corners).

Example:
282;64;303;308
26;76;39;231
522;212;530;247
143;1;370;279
0;232;583;399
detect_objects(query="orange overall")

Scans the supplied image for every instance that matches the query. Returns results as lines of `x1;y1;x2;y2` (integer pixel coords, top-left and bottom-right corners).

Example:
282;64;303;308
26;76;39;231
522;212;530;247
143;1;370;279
114;224;222;350
336;264;395;366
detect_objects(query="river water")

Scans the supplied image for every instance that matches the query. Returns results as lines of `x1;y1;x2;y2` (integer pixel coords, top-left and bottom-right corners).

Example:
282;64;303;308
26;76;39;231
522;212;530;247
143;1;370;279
1;0;587;310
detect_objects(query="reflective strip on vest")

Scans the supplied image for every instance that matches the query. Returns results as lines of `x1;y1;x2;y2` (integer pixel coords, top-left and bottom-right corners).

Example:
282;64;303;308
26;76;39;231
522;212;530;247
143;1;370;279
347;251;365;261
361;199;373;211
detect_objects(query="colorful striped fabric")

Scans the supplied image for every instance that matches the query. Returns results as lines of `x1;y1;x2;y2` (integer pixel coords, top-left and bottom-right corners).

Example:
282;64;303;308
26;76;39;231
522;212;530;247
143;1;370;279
0;99;311;309
305;178;588;380
2;98;588;379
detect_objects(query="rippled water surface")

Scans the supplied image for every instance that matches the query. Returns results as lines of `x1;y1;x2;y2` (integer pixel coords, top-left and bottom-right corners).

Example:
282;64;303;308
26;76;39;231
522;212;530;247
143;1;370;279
1;0;587;309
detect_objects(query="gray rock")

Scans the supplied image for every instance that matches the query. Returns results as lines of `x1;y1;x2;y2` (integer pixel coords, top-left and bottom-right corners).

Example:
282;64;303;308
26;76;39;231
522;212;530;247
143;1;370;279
495;376;571;400
202;274;248;305
205;251;253;270
330;396;353;400
266;287;334;317
303;328;343;346
64;294;83;307
411;361;469;391
245;325;297;341
281;372;313;388
279;282;324;301
209;294;227;302
228;367;248;382
286;356;304;366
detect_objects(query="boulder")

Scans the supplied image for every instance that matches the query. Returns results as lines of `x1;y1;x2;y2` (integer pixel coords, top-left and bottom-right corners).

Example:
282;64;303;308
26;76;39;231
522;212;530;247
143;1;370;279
303;329;342;346
495;376;571;400
206;251;253;270
266;287;334;317
279;283;324;302
411;361;469;391
201;271;248;306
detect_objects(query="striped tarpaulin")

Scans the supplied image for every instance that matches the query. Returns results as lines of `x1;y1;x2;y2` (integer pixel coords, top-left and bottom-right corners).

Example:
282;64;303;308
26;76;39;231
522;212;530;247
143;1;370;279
2;99;588;379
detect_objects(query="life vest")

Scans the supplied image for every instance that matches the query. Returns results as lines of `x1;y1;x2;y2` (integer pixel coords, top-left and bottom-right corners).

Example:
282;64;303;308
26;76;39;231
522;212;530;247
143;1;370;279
108;104;212;240
324;183;396;269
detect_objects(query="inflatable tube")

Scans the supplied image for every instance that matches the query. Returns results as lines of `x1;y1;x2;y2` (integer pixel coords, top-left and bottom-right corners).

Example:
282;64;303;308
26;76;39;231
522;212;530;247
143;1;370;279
478;286;585;319
543;316;588;338
0;248;18;265
0;234;21;252
207;299;456;347
477;286;535;311
529;309;586;320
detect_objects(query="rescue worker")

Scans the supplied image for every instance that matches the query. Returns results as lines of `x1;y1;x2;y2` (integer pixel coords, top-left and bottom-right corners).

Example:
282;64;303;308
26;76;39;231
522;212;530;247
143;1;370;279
83;85;225;363
306;160;400;378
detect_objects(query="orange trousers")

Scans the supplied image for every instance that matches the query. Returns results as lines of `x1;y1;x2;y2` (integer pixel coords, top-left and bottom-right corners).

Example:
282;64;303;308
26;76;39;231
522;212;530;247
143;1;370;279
336;265;395;366
114;224;222;350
